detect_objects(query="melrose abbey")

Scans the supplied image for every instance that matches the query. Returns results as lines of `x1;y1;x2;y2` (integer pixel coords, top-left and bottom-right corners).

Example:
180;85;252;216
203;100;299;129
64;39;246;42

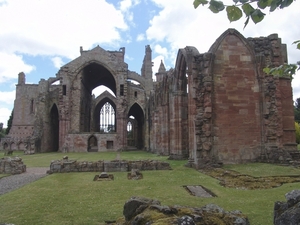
1;29;298;168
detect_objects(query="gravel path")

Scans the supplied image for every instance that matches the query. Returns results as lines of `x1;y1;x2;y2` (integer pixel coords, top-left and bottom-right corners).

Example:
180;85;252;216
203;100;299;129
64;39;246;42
0;167;48;195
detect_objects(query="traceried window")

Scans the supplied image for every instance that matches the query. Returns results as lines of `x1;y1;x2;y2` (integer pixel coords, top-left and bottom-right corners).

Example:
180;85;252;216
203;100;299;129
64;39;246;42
99;102;115;133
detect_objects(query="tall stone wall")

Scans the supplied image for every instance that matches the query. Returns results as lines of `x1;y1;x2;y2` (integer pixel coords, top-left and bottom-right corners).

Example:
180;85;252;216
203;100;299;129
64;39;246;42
150;29;297;167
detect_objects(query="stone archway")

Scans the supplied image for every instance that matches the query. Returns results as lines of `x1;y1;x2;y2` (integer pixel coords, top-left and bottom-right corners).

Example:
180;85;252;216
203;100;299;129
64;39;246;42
128;103;144;149
50;104;59;152
88;135;98;152
79;63;117;132
3;143;8;150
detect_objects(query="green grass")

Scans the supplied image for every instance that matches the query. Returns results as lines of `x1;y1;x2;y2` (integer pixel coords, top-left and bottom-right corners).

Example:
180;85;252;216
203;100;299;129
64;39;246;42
223;162;300;177
1;151;300;225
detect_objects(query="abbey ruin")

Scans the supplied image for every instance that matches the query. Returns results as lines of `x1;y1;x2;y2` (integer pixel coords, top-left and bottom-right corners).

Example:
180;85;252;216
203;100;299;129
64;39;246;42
1;29;297;168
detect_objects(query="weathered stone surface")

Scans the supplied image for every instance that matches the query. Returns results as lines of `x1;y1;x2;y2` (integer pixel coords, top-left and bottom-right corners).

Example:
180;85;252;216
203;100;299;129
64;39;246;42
0;157;26;174
127;169;143;180
47;158;171;174
117;197;249;225
93;172;114;181
274;190;300;225
1;29;297;168
123;196;161;221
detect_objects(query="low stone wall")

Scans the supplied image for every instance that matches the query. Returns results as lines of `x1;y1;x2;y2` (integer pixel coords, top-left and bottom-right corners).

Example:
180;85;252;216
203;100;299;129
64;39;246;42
0;157;26;174
47;159;171;174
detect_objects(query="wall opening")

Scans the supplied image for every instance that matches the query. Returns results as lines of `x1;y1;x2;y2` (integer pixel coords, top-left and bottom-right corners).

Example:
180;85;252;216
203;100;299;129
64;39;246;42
88;135;98;152
120;84;124;96
50;104;59;152
107;141;113;149
63;85;66;95
80;63;116;132
127;118;137;147
99;102;115;133
128;103;145;149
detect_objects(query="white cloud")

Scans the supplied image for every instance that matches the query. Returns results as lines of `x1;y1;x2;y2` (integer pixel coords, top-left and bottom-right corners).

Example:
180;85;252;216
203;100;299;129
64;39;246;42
154;44;168;58
119;0;141;22
0;0;128;58
0;90;15;104
0;52;35;83
51;57;64;69
0;107;11;128
0;90;14;127
136;33;145;41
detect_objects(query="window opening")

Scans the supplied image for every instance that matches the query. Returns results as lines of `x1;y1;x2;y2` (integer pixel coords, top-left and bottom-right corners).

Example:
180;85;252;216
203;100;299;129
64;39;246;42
30;99;34;114
107;141;113;149
100;102;115;133
63;85;66;95
120;84;124;96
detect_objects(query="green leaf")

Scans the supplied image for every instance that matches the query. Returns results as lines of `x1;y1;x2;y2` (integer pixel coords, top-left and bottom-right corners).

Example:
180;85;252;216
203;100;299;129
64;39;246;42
293;40;300;50
243;16;250;29
264;64;298;78
257;0;269;9
209;0;225;13
280;0;293;8
239;0;250;3
270;0;281;11
242;3;255;16
226;5;243;22
194;0;208;8
251;9;265;24
263;67;271;74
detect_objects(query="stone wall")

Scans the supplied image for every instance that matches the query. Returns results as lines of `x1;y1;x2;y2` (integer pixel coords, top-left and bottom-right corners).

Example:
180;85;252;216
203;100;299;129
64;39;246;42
150;29;297;167
0;157;26;174
47;159;171;173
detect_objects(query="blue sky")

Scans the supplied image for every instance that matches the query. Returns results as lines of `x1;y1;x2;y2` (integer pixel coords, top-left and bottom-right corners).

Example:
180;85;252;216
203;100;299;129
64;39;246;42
0;0;300;127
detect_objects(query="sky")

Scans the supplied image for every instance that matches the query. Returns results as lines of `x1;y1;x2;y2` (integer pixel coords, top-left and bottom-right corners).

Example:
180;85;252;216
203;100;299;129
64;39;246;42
0;0;299;127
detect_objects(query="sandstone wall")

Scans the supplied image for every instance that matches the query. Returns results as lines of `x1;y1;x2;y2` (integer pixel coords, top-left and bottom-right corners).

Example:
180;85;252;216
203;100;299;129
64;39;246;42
47;159;171;173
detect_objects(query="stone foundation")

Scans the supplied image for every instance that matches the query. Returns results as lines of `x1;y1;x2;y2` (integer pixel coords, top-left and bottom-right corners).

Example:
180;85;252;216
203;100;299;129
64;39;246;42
0;157;26;174
47;159;171;174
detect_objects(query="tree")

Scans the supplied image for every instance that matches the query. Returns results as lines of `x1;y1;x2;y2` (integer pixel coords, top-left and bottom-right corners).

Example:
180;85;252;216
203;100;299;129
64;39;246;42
295;122;300;144
193;0;300;77
6;109;13;135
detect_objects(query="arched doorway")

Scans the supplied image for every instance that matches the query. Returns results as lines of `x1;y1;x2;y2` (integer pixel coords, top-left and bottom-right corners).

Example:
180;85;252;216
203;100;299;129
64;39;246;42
127;118;137;147
50;104;59;152
88;135;98;152
128;103;144;149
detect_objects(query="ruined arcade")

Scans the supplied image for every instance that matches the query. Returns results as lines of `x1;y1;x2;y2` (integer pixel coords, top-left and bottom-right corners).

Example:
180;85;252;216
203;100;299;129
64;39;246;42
1;29;297;168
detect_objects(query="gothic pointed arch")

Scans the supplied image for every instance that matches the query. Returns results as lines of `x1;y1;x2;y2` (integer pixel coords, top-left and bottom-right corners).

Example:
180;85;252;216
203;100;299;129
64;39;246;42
209;29;256;57
94;97;116;133
127;103;145;149
73;62;117;132
50;103;59;152
208;28;263;162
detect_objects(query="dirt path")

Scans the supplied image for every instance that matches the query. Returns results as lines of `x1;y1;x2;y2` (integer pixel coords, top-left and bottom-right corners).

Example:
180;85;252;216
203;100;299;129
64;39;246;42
0;167;48;195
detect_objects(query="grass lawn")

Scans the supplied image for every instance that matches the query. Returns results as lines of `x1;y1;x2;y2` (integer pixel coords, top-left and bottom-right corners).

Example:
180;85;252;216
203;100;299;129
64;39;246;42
0;151;300;225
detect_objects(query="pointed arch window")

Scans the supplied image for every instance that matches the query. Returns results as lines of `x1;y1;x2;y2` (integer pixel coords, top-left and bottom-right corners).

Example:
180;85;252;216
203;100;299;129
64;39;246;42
100;102;115;133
